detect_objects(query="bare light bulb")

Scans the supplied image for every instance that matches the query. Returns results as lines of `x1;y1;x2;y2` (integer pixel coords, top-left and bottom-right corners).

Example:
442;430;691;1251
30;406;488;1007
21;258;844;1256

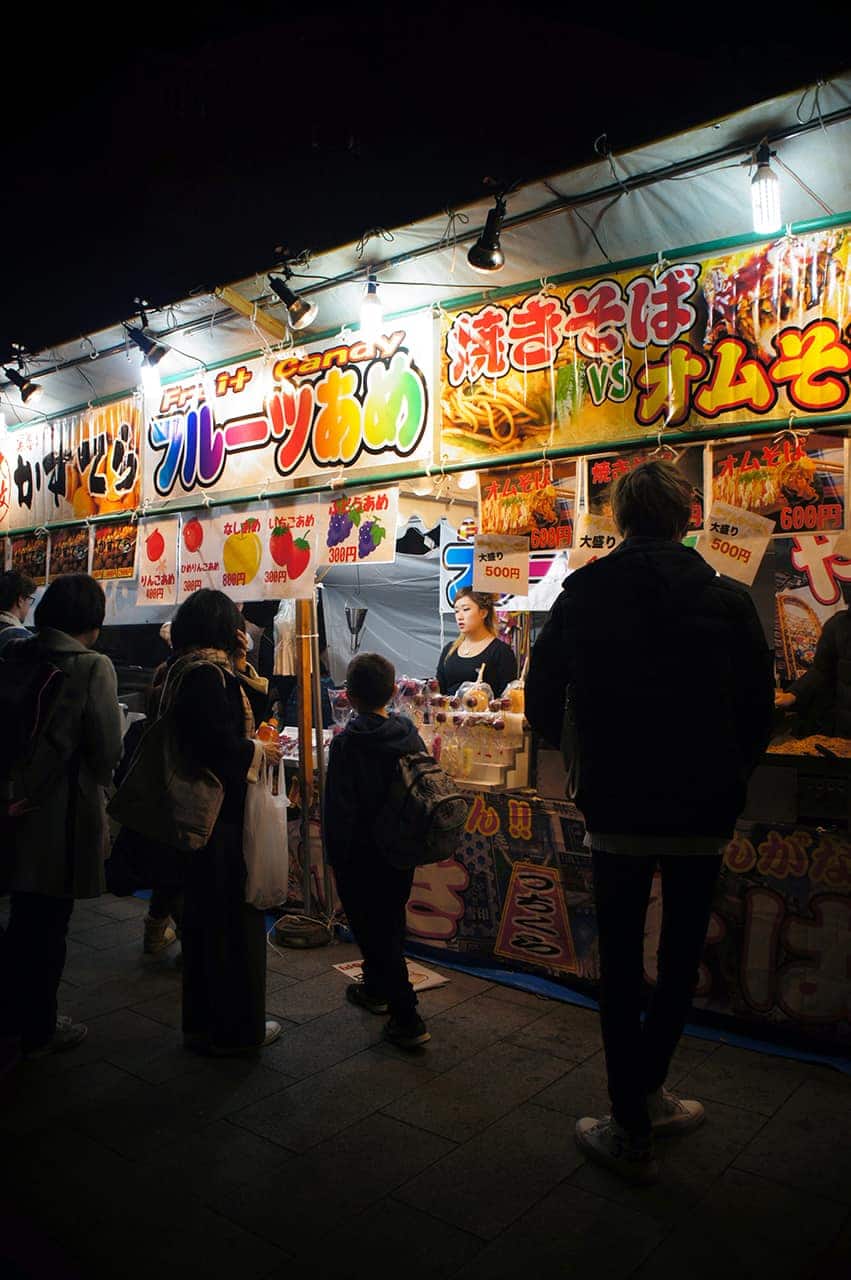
457;470;478;490
360;275;383;343
751;144;782;236
141;361;162;401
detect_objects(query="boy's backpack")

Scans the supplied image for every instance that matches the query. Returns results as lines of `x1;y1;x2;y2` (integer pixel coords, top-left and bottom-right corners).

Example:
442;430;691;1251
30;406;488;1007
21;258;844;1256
0;639;68;820
372;752;470;870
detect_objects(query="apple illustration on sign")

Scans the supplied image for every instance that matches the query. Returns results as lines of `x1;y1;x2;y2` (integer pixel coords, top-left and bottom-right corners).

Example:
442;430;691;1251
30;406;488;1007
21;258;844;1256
183;517;204;553
145;528;165;563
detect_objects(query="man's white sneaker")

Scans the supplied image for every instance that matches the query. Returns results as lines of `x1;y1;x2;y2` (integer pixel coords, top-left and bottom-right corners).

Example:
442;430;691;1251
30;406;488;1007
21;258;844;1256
646;1086;705;1136
24;1015;88;1060
575;1116;658;1185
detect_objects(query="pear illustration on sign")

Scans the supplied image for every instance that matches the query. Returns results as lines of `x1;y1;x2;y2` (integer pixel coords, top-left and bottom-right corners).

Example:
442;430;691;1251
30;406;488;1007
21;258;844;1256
223;518;262;585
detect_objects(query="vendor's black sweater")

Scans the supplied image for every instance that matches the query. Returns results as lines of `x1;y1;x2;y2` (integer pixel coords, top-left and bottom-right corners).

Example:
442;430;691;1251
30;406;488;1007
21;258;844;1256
526;537;774;838
323;712;424;867
437;637;517;697
790;609;851;737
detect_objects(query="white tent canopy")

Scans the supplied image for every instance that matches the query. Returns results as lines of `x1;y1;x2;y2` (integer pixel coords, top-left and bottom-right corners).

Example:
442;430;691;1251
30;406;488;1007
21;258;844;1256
3;73;850;427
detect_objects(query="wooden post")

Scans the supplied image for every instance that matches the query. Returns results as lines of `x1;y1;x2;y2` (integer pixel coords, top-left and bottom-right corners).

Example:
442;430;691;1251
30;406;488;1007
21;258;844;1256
295;597;314;915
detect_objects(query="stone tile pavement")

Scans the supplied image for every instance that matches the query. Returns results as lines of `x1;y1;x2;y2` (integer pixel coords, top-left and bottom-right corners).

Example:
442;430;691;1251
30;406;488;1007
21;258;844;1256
1;892;849;1280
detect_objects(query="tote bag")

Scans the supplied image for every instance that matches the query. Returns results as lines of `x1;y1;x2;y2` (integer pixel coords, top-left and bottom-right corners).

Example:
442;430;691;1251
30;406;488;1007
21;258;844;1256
243;758;289;909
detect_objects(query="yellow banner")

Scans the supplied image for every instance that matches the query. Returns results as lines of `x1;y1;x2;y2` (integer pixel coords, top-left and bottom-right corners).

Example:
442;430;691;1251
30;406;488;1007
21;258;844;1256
439;226;851;461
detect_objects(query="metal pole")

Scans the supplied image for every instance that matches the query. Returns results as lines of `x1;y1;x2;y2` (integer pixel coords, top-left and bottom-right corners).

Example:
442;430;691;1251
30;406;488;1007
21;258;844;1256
308;597;334;919
295;597;314;917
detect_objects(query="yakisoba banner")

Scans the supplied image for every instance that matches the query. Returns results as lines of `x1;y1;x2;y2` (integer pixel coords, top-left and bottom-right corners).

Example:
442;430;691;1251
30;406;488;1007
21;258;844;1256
439;226;851;461
0;397;142;531
143;312;434;503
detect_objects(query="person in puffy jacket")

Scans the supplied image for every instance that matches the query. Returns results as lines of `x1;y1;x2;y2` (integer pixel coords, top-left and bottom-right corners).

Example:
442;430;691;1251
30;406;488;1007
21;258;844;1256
527;460;774;1185
324;653;430;1049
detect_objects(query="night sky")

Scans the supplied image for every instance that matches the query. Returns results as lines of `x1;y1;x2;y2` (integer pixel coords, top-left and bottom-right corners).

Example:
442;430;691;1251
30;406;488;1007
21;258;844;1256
0;5;842;359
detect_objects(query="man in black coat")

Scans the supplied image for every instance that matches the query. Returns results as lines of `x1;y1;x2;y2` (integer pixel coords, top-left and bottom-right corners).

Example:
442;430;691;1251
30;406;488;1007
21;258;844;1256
527;460;774;1184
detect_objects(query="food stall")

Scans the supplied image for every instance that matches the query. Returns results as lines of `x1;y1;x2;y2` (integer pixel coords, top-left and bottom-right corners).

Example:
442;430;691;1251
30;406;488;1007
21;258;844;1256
1;75;850;1054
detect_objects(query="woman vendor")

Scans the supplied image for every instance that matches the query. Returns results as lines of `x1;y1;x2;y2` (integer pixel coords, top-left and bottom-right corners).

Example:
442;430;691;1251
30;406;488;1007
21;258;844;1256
436;588;517;697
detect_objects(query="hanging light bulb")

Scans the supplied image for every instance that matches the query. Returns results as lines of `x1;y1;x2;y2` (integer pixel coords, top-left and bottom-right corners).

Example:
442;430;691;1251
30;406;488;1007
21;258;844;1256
141;362;162;400
360;274;383;343
268;276;318;330
125;325;169;368
751;142;782;236
457;470;479;490
467;195;507;273
4;366;44;404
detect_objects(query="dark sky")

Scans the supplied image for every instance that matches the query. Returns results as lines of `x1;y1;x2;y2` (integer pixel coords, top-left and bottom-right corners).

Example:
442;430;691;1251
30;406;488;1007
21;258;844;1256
0;4;843;359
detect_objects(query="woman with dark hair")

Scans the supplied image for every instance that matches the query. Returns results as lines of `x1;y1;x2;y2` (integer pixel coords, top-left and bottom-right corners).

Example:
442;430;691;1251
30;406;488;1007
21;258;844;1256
165;589;283;1055
0;574;123;1058
436;589;517;696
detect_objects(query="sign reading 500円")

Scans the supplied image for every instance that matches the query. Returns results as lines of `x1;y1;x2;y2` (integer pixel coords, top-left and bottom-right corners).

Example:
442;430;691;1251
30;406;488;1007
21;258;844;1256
144;314;433;502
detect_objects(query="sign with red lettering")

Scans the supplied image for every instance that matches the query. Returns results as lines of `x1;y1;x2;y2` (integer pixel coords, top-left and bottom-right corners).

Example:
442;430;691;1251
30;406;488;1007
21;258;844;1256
710;433;845;534
696;502;773;585
137;516;179;605
318;487;398;566
477;460;576;548
494;861;577;973
91;522;138;581
472;534;529;594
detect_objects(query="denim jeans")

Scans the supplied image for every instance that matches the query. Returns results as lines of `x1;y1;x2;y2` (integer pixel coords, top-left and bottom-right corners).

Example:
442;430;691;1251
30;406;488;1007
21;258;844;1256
591;850;722;1136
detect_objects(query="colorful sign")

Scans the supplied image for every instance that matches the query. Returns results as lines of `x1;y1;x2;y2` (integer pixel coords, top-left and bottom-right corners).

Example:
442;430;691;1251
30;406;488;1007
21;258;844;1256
773;535;851;683
440;227;851;461
11;532;47;585
494;861;578;973
319;487;398;566
477;460;576;549
137;517;179;605
144;313;433;504
177;503;330;601
585;445;704;531
261;501;326;598
0;398;142;531
47;525;91;580
710;433;845;534
696;502;774;585
91;522;138;581
472;533;529;595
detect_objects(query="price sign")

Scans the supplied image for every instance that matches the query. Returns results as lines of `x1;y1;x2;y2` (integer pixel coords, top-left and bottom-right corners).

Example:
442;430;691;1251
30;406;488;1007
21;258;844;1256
696;502;773;585
472;534;529;595
568;513;622;569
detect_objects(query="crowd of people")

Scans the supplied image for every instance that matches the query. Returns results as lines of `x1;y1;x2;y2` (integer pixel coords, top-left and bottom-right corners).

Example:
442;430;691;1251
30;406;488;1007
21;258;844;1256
0;460;776;1186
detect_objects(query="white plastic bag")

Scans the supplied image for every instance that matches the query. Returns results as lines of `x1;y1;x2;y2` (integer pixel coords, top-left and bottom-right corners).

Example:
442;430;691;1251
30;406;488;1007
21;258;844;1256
243;759;289;909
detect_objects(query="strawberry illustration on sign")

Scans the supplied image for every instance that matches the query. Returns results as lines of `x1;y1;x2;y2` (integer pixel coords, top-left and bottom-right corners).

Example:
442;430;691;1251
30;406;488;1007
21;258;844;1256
145;528;165;562
287;536;311;580
183;517;203;553
270;524;294;568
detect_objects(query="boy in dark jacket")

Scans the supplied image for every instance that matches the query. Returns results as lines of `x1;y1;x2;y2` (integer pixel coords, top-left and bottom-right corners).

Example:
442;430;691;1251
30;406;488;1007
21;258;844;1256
527;460;774;1184
324;653;430;1049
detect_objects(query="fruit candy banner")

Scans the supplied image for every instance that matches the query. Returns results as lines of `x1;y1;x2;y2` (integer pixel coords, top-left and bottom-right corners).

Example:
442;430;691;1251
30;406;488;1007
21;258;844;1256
143;311;434;505
178;504;328;602
439;226;851;463
10;532;47;585
585;445;705;532
137;517;179;606
0;398;142;532
477;460;576;550
91;521;138;581
709;433;846;535
319;487;398;566
47;525;91;580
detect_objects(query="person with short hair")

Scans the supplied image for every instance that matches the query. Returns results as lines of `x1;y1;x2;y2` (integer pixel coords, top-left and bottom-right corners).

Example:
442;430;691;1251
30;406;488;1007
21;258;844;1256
164;589;283;1055
0;573;123;1058
324;652;431;1049
527;460;774;1184
0;570;37;656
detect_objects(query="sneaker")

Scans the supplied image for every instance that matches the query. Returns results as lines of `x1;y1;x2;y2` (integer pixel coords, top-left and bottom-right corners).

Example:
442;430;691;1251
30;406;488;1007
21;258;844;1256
382;1015;430;1049
209;1020;283;1057
647;1086;705;1137
24;1016;88;1061
346;982;389;1015
144;915;177;955
575;1116;659;1185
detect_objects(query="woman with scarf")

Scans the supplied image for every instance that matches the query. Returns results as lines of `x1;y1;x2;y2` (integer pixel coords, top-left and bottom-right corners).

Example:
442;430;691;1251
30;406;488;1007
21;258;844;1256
166;589;283;1055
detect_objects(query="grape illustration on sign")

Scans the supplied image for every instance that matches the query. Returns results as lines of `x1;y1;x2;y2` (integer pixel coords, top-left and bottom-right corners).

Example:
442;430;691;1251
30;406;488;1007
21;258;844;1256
321;488;398;565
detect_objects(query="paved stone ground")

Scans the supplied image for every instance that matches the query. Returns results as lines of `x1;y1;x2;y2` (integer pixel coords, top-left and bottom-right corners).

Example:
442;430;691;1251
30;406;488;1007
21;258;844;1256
1;892;849;1280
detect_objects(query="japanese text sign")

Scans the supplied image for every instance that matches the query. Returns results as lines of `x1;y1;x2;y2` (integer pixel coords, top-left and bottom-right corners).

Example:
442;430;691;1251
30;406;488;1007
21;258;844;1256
478;460;576;549
472;533;529;595
440;227;851;462
10;532;47;585
137;517;179;605
586;446;704;532
0;398;142;531
319;487;398;566
144;312;433;504
178;503;329;600
710;433;845;534
48;525;91;580
568;513;622;569
261;501;327;598
696;502;773;585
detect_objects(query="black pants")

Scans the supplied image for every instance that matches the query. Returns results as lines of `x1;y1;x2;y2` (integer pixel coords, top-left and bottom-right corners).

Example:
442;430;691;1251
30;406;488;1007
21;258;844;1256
181;821;267;1049
149;889;184;927
591;851;722;1137
333;852;417;1022
0;892;75;1051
